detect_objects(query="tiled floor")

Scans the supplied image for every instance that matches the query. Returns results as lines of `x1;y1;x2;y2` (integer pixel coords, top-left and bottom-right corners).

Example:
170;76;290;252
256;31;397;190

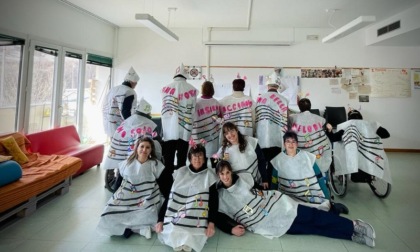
1;152;419;252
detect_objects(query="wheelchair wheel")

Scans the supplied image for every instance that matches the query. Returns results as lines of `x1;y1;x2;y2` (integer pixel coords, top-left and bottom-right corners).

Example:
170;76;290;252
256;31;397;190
329;168;348;197
104;169;117;193
369;176;391;198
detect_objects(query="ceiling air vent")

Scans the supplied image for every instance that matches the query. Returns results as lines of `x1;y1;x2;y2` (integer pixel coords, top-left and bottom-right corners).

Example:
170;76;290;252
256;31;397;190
377;20;400;37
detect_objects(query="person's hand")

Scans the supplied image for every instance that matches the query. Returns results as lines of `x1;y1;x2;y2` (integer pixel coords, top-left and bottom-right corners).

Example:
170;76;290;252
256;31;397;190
223;153;229;160
326;123;333;132
231;225;246;237
262;182;269;189
205;222;216;237
155;222;163;233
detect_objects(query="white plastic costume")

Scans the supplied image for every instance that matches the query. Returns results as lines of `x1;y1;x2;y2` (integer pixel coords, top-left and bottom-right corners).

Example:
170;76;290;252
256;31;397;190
102;67;139;137
255;90;289;150
288;111;332;173
97;158;165;236
161;74;198;142
219;94;254;137
271;150;330;211
158;166;217;252
103;115;159;170
333;120;392;184
103;98;161;170
218;173;298;238
191;97;222;157
217;136;261;183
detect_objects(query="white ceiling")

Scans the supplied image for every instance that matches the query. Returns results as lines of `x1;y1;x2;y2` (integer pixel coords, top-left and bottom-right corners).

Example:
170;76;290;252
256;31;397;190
61;0;420;30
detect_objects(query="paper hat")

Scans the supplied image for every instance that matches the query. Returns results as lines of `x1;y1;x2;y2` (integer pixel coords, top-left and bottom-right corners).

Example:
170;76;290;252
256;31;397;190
136;98;152;114
265;72;280;86
174;63;188;78
124;67;140;83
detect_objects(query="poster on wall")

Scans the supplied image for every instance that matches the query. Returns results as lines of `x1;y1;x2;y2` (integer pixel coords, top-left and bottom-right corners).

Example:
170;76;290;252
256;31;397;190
370;68;411;97
414;69;420;89
301;68;342;78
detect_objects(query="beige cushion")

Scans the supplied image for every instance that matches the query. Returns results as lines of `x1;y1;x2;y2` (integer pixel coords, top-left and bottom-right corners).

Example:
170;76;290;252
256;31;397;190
0;136;29;165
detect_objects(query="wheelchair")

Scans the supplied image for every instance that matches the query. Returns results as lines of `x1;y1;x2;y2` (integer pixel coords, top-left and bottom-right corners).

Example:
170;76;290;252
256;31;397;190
324;106;391;199
328;159;391;198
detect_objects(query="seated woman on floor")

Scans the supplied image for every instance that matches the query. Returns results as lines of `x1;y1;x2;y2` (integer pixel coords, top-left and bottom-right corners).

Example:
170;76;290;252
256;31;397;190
213;160;376;248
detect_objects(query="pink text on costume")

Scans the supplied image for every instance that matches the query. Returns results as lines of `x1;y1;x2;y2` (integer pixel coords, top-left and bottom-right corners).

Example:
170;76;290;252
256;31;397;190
130;126;157;138
291;122;323;133
178;89;197;101
197;105;219;117
269;94;288;112
221;100;252;113
162;87;197;101
162;86;176;95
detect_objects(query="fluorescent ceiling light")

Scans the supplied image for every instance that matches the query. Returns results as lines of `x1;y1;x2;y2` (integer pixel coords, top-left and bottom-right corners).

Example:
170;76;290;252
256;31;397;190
204;41;292;46
135;13;179;42
322;16;376;43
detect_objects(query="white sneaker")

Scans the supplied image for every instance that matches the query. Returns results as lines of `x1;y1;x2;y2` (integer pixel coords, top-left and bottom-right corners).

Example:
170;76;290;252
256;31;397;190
144;226;151;239
352;234;375;248
173;246;183;252
139;226;152;239
354;219;376;239
182;245;192;252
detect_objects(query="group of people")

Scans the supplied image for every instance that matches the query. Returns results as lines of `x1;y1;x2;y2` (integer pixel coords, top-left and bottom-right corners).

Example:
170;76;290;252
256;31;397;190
97;65;389;251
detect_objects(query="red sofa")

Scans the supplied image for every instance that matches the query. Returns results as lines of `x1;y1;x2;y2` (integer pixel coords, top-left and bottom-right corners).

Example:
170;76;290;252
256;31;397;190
26;125;104;176
0;132;82;222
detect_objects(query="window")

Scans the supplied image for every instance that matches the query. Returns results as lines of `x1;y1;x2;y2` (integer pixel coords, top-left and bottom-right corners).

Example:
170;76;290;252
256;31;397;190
27;46;58;133
82;53;112;144
0;34;24;133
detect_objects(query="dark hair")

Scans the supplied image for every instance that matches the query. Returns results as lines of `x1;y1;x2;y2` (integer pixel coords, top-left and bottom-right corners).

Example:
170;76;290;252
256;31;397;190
127;136;158;165
298;98;311;112
222;122;247;153
232;79;245;91
188;143;206;161
201;81;215;97
348;110;363;120
283;130;298;143
215;160;233;174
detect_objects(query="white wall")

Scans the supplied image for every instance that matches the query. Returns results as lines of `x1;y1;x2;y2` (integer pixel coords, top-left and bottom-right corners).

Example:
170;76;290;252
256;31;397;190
117;26;420;150
0;0;115;56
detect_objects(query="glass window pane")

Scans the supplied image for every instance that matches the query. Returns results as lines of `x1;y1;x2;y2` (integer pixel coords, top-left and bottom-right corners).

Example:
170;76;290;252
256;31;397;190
0;45;22;133
61;55;81;127
82;63;110;144
28;49;57;133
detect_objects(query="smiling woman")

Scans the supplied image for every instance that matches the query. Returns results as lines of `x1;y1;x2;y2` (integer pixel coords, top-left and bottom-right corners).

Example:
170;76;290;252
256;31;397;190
213;160;376;248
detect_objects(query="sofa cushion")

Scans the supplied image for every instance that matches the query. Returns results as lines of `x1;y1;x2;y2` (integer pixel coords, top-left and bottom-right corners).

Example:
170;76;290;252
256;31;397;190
0;136;29;165
0;132;31;156
0;160;22;187
0;155;12;162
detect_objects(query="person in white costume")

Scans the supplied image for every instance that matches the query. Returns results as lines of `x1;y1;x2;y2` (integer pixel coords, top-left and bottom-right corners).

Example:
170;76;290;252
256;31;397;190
255;73;289;188
219;79;255;137
328;109;391;184
102;66;139;138
156;144;218;252
288;98;332;174
97;137;172;239
103;98;162;192
161;64;198;173
191;81;223;164
213;160;376;248
271;130;331;211
216;122;269;189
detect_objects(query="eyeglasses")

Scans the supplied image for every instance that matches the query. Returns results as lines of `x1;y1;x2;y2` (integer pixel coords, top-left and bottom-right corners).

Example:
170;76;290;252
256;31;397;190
285;140;297;144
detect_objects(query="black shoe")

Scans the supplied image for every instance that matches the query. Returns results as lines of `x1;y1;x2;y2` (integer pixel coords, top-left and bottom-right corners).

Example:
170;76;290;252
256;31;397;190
123;228;133;239
333;203;349;215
